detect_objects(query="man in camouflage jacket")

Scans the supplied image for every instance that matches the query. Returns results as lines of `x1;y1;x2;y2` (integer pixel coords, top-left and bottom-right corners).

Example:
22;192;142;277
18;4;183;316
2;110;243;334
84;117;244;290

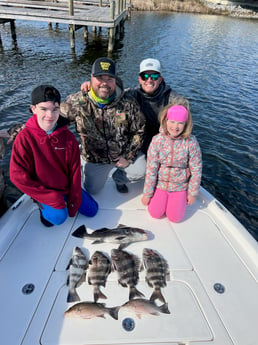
60;57;146;194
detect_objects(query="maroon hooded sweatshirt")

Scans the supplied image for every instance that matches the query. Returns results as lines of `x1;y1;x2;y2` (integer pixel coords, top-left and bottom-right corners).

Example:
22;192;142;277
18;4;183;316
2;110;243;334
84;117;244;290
10;114;82;216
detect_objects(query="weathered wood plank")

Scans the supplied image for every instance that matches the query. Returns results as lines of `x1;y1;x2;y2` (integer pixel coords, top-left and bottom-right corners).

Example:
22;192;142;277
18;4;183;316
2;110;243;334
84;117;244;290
0;5;126;26
0;0;127;51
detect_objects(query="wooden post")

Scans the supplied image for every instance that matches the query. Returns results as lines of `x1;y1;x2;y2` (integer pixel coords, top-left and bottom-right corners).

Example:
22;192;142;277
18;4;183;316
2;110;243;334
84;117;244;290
69;24;75;50
108;0;115;52
108;28;115;52
84;26;88;41
69;0;74;15
10;20;16;42
68;0;75;50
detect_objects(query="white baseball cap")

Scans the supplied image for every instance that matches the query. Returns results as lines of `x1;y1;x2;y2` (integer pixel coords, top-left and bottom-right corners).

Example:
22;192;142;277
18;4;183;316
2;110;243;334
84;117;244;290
139;58;161;74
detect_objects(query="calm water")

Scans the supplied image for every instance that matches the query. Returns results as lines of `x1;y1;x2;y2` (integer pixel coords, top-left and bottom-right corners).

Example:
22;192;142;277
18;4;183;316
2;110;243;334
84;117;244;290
0;12;257;239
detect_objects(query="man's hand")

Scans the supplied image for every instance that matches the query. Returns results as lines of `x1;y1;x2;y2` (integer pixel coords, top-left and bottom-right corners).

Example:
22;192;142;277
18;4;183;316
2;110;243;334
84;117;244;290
81;81;91;93
6;124;25;144
114;156;129;168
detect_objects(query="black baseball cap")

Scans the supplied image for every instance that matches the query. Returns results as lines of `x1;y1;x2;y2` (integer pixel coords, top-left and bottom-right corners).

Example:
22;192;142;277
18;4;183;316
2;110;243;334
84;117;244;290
91;57;116;78
31;85;61;105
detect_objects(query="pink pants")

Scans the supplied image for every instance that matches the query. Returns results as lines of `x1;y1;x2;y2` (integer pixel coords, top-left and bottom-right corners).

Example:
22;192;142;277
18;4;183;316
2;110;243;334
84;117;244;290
148;188;187;223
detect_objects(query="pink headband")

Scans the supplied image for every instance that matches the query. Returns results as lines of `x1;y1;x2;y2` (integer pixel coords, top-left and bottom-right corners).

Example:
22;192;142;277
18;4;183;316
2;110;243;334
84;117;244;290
167;105;188;122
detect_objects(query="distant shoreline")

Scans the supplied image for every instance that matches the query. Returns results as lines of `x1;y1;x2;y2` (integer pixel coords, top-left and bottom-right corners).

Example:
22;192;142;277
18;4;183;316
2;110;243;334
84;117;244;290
130;0;258;19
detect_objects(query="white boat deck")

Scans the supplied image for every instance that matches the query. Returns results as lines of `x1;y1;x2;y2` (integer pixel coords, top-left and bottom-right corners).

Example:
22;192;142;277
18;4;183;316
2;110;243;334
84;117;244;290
0;179;257;345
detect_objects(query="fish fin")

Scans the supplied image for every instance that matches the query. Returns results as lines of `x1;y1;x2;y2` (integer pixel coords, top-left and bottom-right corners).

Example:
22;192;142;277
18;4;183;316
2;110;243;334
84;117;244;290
136;313;142;319
76;272;86;288
92;239;104;244
145;278;153;288
150;288;166;304
117;224;127;228
94;288;107;302
67;289;80;303
129;287;145;300
94;227;110;232
159;303;171;314
108;306;120;320
150;312;160;316
66;258;72;270
118;242;129;250
97;315;106;319
72;225;88;238
119;280;128;288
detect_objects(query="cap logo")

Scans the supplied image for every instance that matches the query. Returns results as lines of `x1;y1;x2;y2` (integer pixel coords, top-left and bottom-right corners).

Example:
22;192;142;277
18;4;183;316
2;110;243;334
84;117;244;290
100;62;111;71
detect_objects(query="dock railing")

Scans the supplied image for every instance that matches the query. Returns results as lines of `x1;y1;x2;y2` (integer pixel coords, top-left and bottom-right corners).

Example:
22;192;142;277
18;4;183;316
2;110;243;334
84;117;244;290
0;0;129;51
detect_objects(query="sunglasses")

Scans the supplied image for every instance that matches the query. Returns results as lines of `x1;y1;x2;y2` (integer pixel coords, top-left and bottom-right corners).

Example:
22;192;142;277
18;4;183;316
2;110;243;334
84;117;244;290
140;73;160;81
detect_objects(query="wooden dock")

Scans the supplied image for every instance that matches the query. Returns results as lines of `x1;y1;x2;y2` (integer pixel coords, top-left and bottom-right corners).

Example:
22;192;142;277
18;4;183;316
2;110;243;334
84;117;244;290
0;0;129;51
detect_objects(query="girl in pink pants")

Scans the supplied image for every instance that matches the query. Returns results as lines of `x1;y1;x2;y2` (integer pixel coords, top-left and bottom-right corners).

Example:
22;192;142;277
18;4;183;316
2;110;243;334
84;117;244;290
141;98;202;223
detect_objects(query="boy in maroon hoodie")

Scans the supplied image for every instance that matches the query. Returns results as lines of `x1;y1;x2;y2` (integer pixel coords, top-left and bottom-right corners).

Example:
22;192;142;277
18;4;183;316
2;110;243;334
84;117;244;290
10;85;98;226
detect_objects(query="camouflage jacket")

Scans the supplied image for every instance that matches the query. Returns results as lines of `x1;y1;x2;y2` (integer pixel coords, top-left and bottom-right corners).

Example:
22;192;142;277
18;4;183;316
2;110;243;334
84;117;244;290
60;78;145;164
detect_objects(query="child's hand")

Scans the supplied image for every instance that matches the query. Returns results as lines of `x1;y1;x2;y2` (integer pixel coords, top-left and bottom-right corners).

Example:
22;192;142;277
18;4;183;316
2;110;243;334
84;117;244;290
141;195;151;206
187;193;196;205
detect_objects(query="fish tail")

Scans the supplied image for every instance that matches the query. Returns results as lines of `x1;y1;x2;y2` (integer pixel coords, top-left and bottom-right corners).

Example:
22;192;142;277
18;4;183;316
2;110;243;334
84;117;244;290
94;287;107;302
67;289;80;303
72;225;88;238
150;288;166;304
118;243;129;250
129;287;145;300
159;303;171;314
108;306;120;320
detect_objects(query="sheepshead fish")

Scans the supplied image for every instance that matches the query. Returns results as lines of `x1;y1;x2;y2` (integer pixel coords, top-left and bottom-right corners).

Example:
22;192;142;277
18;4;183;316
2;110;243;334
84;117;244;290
111;249;144;300
64;301;119;320
88;251;112;302
66;247;88;302
120;298;170;319
142;248;170;303
72;224;149;249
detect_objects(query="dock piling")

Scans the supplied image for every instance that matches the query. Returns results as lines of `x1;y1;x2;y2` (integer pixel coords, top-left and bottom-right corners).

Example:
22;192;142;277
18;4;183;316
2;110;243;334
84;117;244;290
0;0;128;52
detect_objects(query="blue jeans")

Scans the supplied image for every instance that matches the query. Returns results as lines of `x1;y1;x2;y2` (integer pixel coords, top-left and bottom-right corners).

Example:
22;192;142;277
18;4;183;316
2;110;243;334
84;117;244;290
40;189;98;226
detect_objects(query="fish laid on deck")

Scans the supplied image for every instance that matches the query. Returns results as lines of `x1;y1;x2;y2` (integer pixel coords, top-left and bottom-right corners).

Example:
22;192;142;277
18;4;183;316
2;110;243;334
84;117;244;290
72;224;149;249
120;298;170;319
88;251;112;302
111;248;144;300
66;247;89;303
64;302;119;320
142;248;170;303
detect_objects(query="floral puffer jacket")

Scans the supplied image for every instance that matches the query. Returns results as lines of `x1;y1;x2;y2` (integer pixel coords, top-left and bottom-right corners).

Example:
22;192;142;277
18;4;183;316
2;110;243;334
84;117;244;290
143;131;202;198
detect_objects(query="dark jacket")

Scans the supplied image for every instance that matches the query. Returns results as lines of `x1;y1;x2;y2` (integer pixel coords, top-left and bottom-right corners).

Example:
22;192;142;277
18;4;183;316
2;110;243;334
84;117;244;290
126;81;178;154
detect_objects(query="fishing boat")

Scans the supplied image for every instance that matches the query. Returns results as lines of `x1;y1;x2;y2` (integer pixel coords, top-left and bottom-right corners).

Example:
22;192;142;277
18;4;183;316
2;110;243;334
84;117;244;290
0;177;257;345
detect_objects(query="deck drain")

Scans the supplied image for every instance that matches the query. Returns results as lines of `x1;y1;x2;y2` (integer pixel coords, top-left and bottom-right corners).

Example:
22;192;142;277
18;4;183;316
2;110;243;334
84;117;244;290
22;283;35;295
214;283;225;294
122;317;135;331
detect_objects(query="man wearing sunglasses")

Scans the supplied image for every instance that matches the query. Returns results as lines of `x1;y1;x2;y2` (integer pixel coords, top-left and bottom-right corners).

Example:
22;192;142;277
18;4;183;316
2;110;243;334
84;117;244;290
130;58;179;155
